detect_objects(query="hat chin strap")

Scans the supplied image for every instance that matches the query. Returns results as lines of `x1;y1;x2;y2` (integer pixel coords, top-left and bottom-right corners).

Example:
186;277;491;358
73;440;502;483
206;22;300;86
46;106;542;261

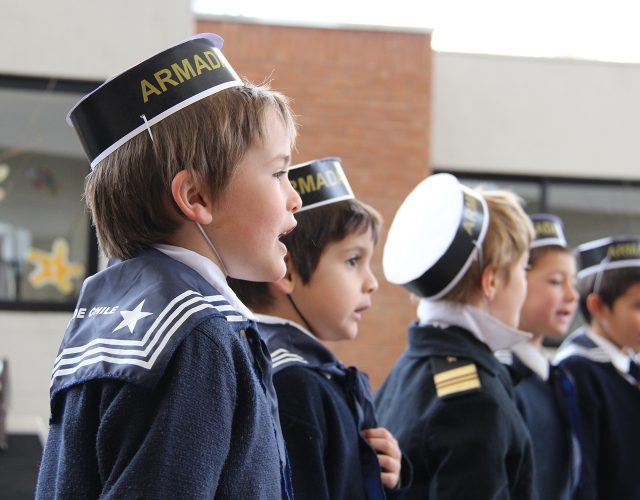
592;256;611;296
287;293;316;336
195;222;229;276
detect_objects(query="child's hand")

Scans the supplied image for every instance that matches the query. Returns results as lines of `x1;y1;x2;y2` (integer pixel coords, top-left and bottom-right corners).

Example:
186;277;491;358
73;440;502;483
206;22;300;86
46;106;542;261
361;427;402;489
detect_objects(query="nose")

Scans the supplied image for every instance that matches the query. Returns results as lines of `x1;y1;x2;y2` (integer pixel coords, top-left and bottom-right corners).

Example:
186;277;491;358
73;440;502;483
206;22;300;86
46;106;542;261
364;267;379;294
287;181;302;213
566;280;579;303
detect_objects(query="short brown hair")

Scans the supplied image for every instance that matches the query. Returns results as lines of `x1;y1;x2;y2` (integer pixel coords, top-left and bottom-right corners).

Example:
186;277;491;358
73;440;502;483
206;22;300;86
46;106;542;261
85;82;296;259
578;267;640;323
228;199;382;310
443;190;534;303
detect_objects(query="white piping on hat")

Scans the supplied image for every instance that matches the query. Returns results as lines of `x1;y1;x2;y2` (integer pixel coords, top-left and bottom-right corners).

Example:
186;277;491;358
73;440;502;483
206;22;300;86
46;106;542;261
530;237;566;249
577;258;640;281
88;80;243;170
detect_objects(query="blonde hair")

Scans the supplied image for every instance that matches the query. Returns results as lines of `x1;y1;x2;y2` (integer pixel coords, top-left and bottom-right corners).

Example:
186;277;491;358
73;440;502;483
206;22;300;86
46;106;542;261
443;190;534;303
85;82;297;259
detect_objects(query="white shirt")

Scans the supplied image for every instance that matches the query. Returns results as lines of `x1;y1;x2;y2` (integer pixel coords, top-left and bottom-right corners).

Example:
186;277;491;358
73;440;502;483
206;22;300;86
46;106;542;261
511;341;550;381
417;299;531;352
154;244;254;320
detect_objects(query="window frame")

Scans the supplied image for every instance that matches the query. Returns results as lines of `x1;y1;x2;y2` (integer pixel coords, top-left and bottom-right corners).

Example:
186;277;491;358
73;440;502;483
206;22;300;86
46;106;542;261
434;169;640;212
0;74;101;312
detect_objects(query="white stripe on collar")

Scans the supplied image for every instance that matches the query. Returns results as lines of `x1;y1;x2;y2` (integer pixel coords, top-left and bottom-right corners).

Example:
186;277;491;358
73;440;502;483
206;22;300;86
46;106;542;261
554;328;637;384
252;313;319;342
417;299;531;352
154;244;254;320
585;329;633;375
511;341;550;381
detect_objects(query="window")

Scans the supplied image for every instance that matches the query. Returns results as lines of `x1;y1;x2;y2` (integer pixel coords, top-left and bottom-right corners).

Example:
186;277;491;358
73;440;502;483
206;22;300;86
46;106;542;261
443;171;640;250
437;170;640;344
0;75;100;311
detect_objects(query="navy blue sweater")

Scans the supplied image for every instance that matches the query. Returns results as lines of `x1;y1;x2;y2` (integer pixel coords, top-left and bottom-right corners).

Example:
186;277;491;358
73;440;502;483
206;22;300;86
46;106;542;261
557;330;640;500
259;320;409;500
375;324;536;499
499;351;579;500
36;250;290;499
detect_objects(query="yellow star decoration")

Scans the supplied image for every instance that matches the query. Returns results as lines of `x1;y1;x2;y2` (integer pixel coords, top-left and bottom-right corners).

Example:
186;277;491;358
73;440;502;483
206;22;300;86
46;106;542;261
27;238;84;295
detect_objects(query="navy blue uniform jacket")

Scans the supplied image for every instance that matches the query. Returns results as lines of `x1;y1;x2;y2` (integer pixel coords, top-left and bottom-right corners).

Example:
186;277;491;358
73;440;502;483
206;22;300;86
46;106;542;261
36;250;291;499
556;329;640;500
259;319;411;500
498;350;580;500
375;324;536;500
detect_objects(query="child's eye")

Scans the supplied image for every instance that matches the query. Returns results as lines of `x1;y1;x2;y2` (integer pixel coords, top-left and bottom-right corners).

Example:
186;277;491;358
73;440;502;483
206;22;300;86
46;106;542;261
274;169;288;180
346;256;360;267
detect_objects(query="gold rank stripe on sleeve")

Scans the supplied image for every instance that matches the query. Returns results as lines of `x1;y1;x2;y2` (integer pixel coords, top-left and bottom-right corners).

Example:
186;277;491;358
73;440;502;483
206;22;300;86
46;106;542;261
433;363;481;398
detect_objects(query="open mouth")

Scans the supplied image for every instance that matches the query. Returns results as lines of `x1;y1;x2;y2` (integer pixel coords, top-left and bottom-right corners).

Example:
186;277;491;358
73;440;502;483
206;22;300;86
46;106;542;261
555;310;574;323
279;223;297;239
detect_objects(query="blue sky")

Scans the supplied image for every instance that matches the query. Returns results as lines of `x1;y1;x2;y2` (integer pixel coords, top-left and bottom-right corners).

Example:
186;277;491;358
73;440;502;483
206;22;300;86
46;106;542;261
193;0;640;63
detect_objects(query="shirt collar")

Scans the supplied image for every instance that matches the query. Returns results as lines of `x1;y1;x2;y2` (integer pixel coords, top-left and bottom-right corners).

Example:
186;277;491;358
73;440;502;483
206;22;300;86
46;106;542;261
253;313;318;342
511;341;550;381
154;244;254;320
585;327;633;374
417;299;531;352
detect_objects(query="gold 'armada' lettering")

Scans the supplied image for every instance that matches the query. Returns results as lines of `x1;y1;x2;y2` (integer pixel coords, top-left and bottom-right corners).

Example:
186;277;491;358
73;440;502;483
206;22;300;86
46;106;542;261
291;170;343;195
171;59;197;83
193;54;212;74
607;243;640;259
153;69;178;92
141;49;227;104
462;193;479;236
293;175;314;195
535;221;557;236
204;51;222;70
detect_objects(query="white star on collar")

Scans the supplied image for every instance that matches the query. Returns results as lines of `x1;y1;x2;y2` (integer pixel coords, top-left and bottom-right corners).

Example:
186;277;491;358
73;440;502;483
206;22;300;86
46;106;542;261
113;300;153;334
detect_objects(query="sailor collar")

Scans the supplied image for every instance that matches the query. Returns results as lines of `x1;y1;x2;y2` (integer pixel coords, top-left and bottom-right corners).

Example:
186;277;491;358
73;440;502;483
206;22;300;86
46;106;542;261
585;328;635;376
417;299;531;352
50;248;253;402
555;328;638;385
155;243;253;320
254;313;338;368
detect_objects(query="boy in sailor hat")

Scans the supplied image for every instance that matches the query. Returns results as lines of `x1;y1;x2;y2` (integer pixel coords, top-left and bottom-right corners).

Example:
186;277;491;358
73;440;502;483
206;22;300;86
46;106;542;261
375;173;536;499
36;34;301;499
555;235;640;500
229;157;410;499
496;213;581;500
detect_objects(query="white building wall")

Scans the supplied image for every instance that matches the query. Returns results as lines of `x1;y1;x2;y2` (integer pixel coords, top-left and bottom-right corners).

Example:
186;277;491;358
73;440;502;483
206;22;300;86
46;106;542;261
432;51;640;180
0;0;193;436
0;0;193;80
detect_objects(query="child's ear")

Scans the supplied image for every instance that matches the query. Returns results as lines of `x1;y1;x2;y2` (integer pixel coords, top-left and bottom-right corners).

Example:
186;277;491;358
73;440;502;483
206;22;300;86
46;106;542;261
171;170;213;224
272;257;297;295
480;265;499;301
586;292;609;320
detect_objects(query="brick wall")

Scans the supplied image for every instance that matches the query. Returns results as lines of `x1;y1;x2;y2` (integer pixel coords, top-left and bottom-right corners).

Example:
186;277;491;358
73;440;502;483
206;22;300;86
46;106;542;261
197;18;432;389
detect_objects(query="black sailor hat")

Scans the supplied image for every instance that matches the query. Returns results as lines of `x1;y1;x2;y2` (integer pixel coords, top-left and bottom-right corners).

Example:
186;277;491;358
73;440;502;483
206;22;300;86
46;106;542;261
288;157;354;212
529;213;568;249
576;235;640;280
67;33;242;169
383;173;489;299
